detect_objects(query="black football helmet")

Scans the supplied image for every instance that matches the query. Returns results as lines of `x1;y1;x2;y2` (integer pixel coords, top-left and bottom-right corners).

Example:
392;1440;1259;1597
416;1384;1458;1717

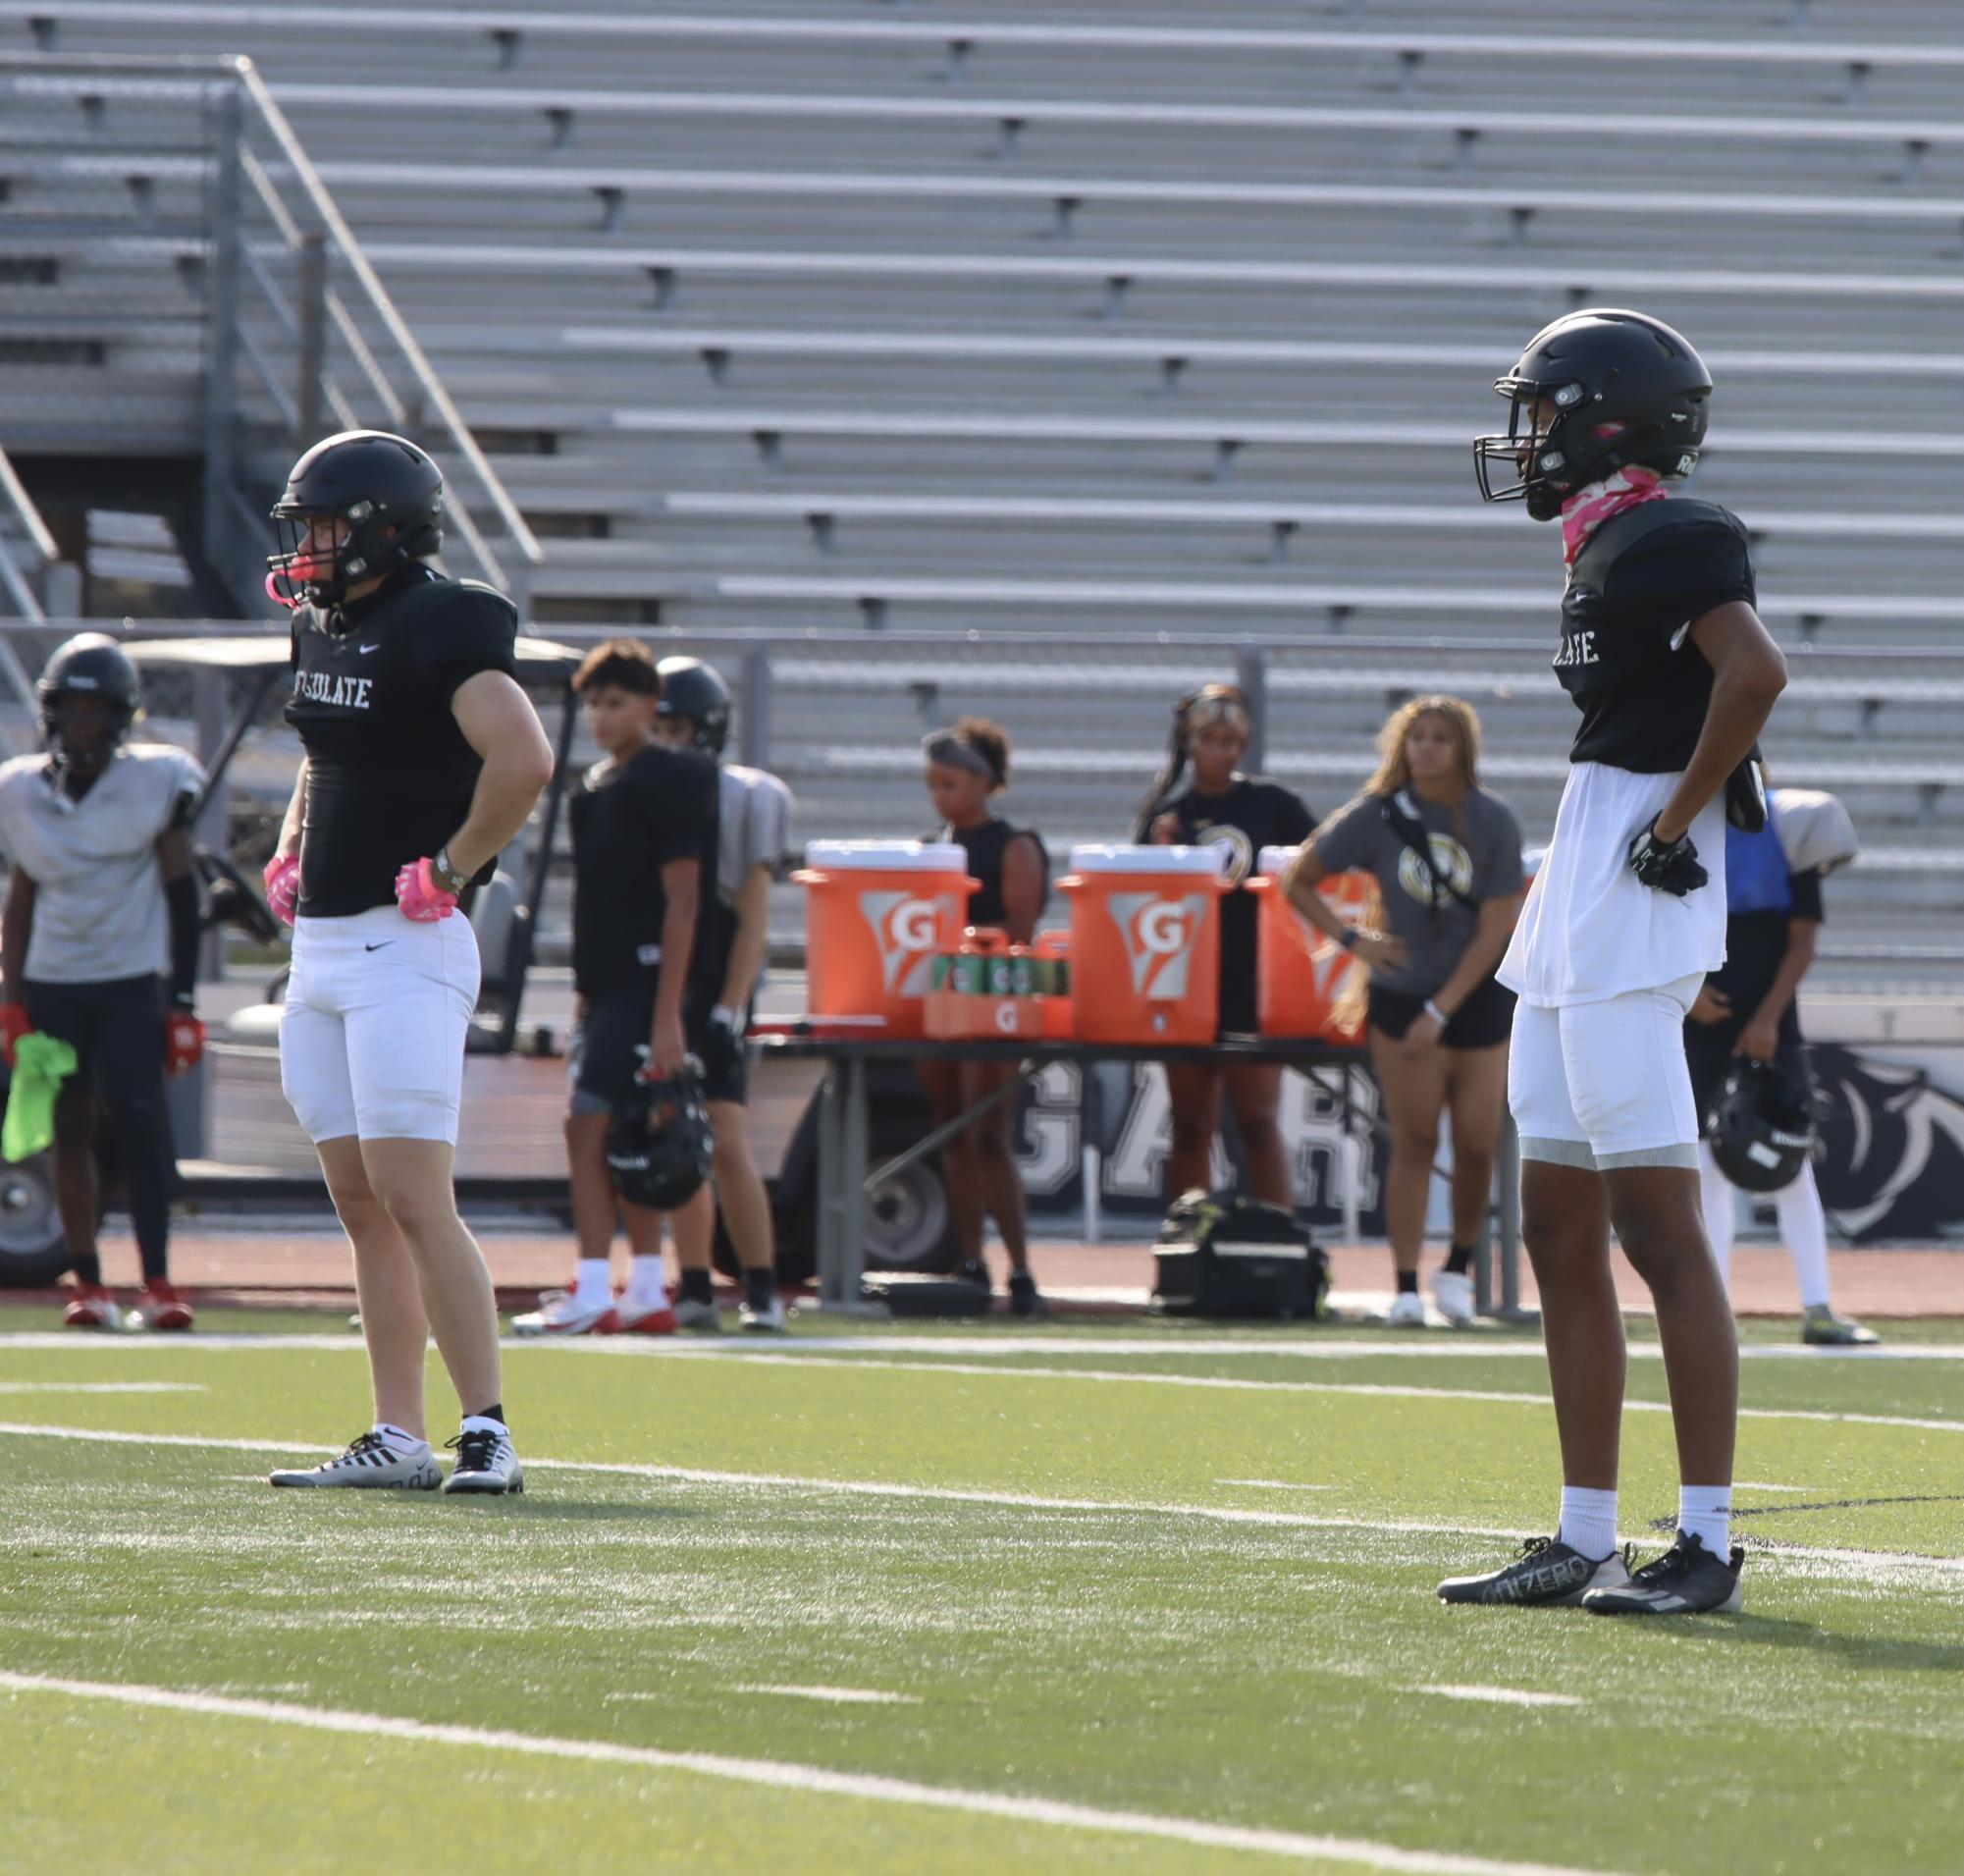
38;632;141;760
1475;308;1713;521
605;1061;715;1210
1707;1057;1816;1195
656;656;732;756
268;429;444;609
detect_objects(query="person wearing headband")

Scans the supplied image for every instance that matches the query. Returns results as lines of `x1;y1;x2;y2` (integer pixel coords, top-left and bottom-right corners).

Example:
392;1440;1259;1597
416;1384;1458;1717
920;719;1050;1317
1133;684;1313;1209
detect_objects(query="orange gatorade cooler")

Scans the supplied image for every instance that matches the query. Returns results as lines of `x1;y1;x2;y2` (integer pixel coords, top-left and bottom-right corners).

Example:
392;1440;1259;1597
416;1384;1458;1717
1245;845;1370;1042
1056;845;1231;1045
793;841;977;1038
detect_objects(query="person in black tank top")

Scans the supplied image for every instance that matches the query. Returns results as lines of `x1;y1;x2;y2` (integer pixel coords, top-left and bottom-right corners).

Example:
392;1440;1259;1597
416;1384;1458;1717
918;719;1049;1316
1134;684;1312;1212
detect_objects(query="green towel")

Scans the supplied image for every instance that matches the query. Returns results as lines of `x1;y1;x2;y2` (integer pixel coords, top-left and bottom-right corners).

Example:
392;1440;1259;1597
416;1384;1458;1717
4;1030;77;1163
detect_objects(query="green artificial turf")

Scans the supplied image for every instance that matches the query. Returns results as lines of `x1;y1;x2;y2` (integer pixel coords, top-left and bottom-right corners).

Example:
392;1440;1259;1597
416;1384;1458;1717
1;1319;1960;1874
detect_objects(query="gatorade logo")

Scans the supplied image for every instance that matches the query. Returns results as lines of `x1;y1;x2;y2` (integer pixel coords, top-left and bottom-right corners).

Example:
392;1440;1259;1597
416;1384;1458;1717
1109;892;1204;999
861;891;945;996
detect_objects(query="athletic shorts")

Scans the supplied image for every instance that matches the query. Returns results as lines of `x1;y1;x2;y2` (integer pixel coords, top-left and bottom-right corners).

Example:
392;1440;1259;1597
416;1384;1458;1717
567;979;746;1116
1369;973;1515;1050
279;906;480;1146
1509;973;1703;1172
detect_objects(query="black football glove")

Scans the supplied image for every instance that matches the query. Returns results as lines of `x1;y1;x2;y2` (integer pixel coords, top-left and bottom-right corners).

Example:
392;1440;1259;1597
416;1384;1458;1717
1627;815;1708;897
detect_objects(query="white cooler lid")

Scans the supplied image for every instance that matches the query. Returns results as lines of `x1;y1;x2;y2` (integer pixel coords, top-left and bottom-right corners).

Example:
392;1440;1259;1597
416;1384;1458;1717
1068;842;1226;876
803;839;967;872
1256;844;1300;875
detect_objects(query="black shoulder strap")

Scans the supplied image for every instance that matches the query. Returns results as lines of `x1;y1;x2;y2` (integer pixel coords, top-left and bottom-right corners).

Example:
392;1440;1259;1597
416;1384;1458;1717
1379;791;1477;911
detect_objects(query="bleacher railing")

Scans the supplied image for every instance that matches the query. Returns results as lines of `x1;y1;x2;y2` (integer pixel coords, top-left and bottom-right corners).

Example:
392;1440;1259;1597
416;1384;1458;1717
0;51;544;613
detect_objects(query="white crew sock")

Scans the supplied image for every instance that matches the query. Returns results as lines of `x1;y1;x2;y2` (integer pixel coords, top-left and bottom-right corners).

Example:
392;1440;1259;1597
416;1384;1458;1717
1775;1162;1832;1312
372;1421;427;1455
1698;1144;1736;1294
574;1257;613;1304
1557;1485;1619;1562
1677;1484;1731;1556
625;1255;669;1312
460;1413;507;1436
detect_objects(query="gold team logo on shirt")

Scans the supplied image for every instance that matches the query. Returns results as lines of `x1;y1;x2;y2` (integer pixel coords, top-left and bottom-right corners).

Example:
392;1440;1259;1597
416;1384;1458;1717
1191;823;1254;886
1397;833;1473;907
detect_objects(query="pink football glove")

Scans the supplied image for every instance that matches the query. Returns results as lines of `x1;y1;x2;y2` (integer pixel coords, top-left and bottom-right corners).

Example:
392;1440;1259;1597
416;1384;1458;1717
263;853;300;926
395;857;458;922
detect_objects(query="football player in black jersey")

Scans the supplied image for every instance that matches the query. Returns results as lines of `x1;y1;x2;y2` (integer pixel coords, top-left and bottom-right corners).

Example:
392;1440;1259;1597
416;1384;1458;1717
1135;684;1312;1209
919;718;1050;1315
1439;311;1786;1615
261;431;555;1497
518;640;720;1339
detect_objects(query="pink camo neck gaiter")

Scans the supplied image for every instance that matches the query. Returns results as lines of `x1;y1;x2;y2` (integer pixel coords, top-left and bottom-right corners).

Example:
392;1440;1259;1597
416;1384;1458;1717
1560;462;1666;569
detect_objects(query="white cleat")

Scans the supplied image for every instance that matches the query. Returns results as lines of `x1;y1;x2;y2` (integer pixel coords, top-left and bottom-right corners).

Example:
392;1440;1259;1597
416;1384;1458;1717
270;1430;441;1490
511;1289;620;1337
443;1424;523;1496
1386;1289;1427;1328
740;1293;787;1333
673;1295;723;1332
1430;1269;1475;1326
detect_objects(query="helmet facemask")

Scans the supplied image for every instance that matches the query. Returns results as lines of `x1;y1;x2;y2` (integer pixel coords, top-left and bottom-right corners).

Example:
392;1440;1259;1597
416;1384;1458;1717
266;503;394;611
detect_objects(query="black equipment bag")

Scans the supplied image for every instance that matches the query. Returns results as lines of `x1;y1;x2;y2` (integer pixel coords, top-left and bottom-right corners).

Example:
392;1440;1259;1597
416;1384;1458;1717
1152;1188;1328;1320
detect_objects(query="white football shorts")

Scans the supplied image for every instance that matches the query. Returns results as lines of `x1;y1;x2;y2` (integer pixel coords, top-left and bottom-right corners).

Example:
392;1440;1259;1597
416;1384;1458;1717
1509;973;1704;1172
280;905;480;1145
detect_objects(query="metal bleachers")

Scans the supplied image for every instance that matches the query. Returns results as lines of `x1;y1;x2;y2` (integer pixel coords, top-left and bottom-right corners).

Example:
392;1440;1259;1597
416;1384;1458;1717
4;1;1964;983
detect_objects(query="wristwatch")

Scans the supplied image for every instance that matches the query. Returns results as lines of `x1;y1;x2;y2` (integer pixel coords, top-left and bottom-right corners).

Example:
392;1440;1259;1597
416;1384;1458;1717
1336;929;1359;953
431;845;470;895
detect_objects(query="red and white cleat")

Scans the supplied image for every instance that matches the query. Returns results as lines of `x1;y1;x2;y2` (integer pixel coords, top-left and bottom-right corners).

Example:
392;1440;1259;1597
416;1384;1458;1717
132;1278;194;1332
62;1282;124;1332
616;1300;677;1336
511;1289;620;1337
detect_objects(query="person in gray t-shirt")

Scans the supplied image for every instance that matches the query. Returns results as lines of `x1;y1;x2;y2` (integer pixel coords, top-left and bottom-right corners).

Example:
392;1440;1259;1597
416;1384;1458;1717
1281;697;1523;1326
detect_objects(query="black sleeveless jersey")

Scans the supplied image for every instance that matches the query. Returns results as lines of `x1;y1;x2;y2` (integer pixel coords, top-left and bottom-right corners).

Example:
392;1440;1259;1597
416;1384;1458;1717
1557;498;1757;774
934;818;1049;930
286;565;518;917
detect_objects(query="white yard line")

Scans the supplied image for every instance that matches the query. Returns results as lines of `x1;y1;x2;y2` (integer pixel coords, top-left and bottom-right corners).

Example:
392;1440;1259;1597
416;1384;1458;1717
1216;1479;1337;1491
0;1669;1625;1876
733;1684;923;1706
0;1420;1955;1583
1408;1687;1584;1710
1736;1482;1820;1493
587;1351;1964;1438
0;1382;201;1395
3;1331;1961;1361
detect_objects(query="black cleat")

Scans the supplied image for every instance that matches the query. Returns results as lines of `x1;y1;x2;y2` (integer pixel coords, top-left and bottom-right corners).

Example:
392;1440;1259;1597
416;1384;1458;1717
1008;1270;1048;1319
1584;1529;1743;1615
954;1259;991;1293
1438;1535;1632;1607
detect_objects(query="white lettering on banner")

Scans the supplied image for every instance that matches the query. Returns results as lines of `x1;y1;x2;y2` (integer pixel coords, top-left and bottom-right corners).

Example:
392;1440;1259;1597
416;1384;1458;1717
1094;1064;1378;1214
859;890;945;997
292;670;374;710
1107;892;1204;1000
1017;1062;1080;1198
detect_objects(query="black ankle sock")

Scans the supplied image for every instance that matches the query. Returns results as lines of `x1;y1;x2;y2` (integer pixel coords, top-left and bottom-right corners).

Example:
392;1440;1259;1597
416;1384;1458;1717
1444;1244;1477;1277
680;1268;716;1306
71;1252;103;1287
470;1402;505;1428
744;1266;776;1310
1396;1270;1420;1295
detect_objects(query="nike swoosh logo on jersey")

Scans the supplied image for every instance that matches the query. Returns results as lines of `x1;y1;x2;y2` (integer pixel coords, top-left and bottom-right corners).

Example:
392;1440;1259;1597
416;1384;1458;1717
358;643;381;654
364;941;394;952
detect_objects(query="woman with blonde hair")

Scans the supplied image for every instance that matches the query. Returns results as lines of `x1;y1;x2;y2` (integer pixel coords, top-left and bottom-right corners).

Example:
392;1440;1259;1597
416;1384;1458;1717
1282;697;1523;1325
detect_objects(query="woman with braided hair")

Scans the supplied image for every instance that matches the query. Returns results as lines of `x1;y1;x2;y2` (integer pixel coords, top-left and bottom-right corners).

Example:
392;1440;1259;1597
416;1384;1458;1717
1134;683;1312;1209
